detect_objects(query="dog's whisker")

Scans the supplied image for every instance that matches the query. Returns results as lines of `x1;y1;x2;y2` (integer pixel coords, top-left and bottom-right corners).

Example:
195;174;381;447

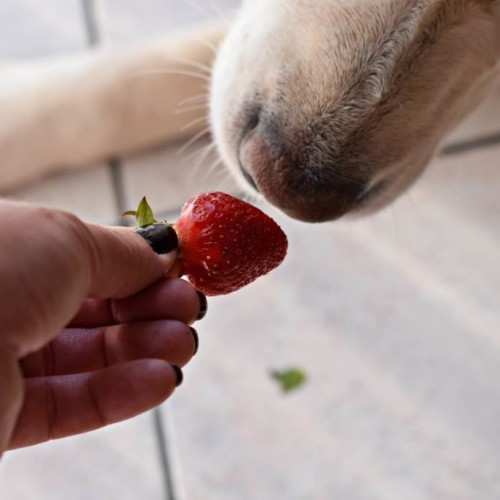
197;155;224;185
185;145;207;184
196;144;218;174
207;161;246;197
177;125;210;155
189;35;220;56
182;0;229;25
183;0;214;19
206;156;224;176
218;176;236;192
174;104;208;115
186;142;219;184
182;143;213;172
131;68;211;83
205;0;231;26
162;57;213;75
184;140;216;163
180;116;209;133
177;93;209;108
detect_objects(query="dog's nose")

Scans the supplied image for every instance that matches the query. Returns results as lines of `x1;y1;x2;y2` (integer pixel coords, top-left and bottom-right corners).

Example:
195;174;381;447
239;163;259;192
238;117;365;222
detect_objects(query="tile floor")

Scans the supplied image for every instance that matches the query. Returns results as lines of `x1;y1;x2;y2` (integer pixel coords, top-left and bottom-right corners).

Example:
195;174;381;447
1;2;500;500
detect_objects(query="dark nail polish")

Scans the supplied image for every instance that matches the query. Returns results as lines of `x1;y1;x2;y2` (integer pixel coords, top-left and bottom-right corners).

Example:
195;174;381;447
196;290;208;320
189;327;199;356
171;364;183;387
136;223;178;255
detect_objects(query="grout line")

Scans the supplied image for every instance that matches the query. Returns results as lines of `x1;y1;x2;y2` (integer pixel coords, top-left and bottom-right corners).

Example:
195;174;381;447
439;132;500;156
79;3;178;500
153;409;178;500
80;0;104;47
108;157;130;226
108;161;181;500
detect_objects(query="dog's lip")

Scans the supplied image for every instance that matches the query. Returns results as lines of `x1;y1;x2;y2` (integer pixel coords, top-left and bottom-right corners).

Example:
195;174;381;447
239;164;260;191
354;180;388;210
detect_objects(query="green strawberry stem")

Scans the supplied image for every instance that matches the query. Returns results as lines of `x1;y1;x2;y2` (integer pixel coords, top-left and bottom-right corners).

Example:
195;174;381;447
122;196;158;227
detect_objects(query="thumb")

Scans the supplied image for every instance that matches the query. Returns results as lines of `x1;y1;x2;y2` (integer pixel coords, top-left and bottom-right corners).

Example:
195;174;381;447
0;202;178;356
83;221;179;298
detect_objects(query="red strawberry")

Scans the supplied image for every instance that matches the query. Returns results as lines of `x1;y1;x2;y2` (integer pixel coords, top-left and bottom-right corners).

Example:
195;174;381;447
126;192;288;296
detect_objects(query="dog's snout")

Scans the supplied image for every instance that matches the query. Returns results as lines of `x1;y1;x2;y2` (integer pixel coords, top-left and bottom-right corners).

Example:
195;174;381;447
239;163;259;192
238;117;365;222
237;107;262;191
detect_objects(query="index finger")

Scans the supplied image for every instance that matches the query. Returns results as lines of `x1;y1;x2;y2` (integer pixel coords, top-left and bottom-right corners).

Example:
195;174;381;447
69;277;205;328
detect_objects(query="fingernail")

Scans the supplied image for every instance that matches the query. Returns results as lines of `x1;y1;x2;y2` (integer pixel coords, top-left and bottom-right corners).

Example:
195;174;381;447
189;327;199;356
196;290;208;321
171;364;183;387
136;223;178;255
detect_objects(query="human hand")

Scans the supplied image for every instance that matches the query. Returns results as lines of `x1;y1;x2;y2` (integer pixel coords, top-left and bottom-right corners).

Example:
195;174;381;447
0;201;206;454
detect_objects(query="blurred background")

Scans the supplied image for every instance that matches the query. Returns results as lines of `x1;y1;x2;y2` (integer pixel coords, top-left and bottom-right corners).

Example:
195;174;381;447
1;1;500;499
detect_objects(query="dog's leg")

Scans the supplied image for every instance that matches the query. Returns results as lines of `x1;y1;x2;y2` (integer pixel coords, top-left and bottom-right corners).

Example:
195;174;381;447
0;21;228;192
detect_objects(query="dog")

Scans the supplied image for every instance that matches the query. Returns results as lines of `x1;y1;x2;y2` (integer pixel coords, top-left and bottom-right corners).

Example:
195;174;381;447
1;1;499;222
210;0;500;221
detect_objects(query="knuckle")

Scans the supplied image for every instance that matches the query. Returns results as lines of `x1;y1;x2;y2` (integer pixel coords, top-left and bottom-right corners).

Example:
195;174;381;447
52;210;100;281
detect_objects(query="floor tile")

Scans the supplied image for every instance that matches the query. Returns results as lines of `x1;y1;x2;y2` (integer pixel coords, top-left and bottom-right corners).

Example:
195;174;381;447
121;138;239;216
0;0;87;59
0;412;165;500
165;145;500;500
2;3;500;499
103;0;240;46
5;164;118;224
416;144;500;228
444;77;500;145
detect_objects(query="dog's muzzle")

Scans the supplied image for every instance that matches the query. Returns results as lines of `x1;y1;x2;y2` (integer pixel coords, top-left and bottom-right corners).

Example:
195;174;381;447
237;112;366;222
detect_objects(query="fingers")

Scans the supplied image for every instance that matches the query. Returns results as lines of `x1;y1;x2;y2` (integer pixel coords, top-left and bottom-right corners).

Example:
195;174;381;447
20;320;199;378
0;350;24;454
8;360;181;450
69;277;205;328
0;201;177;356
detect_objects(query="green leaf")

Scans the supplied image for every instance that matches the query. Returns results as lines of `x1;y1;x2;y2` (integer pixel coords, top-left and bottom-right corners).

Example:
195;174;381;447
270;367;307;393
122;197;157;227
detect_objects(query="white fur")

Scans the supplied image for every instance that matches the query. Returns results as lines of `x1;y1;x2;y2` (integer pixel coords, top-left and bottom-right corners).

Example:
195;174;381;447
1;2;500;221
211;0;500;219
0;23;226;191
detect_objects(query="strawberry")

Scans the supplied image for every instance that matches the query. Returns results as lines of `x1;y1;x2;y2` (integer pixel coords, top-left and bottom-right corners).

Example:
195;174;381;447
125;192;288;296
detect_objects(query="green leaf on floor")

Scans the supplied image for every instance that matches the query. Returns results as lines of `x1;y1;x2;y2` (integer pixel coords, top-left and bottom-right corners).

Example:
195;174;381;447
270;367;307;392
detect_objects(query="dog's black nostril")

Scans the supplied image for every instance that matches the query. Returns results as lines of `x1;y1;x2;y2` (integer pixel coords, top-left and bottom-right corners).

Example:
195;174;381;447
244;106;261;134
239;163;259;192
237;107;263;192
